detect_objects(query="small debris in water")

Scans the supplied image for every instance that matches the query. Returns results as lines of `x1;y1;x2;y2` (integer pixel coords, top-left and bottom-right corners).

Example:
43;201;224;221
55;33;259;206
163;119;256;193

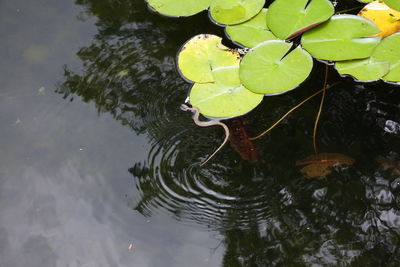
128;243;134;251
117;70;129;77
38;86;45;95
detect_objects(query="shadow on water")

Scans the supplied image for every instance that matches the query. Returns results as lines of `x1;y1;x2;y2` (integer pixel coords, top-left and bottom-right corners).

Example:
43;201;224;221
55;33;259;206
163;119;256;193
56;0;400;265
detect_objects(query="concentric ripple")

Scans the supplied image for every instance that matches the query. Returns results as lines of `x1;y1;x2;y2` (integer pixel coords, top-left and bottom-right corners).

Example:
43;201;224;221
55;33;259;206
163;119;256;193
130;126;276;229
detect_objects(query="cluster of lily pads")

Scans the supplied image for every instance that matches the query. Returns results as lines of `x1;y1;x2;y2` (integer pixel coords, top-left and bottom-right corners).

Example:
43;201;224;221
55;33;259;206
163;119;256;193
147;0;400;119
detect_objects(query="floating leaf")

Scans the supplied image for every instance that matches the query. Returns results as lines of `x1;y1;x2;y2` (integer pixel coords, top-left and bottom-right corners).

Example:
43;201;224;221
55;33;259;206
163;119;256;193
146;0;211;17
372;32;400;82
225;9;277;48
336;32;400;82
239;40;313;95
189;66;264;118
301;15;381;61
335;58;390;81
177;34;240;83
296;153;355;179
266;0;334;39
209;0;265;25
384;0;400;11
358;1;400;38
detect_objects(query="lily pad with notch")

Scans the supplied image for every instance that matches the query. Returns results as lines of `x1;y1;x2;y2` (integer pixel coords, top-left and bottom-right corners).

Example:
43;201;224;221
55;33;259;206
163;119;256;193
336;32;400;82
239;40;313;95
301;15;381;61
177;34;240;83
189;66;264;118
225;9;278;48
209;0;265;25
266;0;334;39
146;0;212;17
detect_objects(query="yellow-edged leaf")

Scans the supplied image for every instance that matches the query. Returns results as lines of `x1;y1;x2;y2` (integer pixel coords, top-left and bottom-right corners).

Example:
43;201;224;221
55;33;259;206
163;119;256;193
358;1;400;38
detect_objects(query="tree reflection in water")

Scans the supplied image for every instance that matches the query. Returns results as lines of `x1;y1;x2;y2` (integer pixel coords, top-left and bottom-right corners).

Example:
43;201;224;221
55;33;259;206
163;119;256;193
58;0;400;265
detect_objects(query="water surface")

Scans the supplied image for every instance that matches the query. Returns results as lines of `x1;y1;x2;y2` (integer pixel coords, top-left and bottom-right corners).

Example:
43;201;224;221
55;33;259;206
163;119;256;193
1;0;400;266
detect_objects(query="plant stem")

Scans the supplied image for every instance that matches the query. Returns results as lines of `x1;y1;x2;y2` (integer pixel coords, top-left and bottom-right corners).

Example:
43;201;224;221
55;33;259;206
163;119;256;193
313;66;329;155
335;6;363;14
249;81;341;141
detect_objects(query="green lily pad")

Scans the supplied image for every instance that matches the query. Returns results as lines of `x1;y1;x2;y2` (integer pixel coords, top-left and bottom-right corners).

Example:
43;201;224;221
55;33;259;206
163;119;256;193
384;0;400;11
266;0;334;39
335;58;390;81
209;0;265;25
239;40;313;95
190;66;264;118
177;34;240;83
225;9;277;48
373;32;400;82
336;32;400;82
146;0;211;17
301;15;381;61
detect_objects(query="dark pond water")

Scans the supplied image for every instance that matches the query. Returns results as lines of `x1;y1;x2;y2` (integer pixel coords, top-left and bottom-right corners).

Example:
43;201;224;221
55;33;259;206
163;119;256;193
1;0;400;266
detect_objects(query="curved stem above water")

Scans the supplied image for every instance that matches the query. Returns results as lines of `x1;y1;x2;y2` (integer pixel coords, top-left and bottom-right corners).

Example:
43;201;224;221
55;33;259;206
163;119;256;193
181;104;230;166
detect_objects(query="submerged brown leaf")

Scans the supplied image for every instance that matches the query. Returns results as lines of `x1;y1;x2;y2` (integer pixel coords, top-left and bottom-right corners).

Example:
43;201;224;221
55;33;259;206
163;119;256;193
296;153;355;179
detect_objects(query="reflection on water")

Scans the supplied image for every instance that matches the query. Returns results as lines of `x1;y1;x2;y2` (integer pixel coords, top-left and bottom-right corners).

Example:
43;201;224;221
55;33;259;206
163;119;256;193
2;0;400;265
60;0;400;265
57;0;400;265
0;0;223;266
